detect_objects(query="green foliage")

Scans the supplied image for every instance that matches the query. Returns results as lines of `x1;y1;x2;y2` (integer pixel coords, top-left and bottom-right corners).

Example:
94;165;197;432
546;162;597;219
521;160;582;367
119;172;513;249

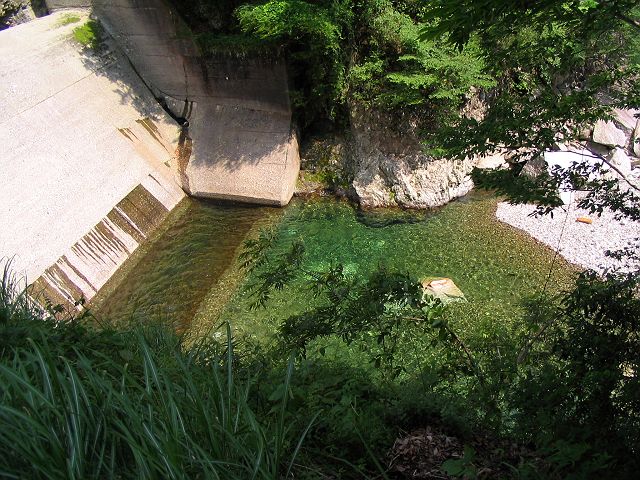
231;194;640;477
513;271;640;476
349;4;495;123
421;0;640;216
472;152;640;222
72;20;104;50
421;0;640;49
441;445;478;478
240;232;460;377
0;0;22;18
245;238;306;309
0;267;314;479
237;0;350;125
176;0;496;131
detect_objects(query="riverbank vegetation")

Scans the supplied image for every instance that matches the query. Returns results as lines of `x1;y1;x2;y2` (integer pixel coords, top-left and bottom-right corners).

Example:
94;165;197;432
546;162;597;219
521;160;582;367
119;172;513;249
2;0;640;478
169;0;496;131
3;193;639;477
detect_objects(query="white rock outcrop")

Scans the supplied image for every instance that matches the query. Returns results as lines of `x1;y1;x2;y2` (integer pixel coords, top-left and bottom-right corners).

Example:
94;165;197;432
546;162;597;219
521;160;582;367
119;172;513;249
633;121;640;157
613;108;640;131
592;120;627;147
609;148;632;176
350;108;476;209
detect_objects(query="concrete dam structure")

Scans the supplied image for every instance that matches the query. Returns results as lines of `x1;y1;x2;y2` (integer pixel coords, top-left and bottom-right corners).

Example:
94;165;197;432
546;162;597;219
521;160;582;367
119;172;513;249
46;0;300;206
0;2;300;309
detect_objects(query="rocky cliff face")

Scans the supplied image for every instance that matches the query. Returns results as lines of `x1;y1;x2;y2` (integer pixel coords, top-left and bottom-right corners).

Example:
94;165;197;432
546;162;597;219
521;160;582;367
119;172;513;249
297;107;486;209
350;108;476;209
0;0;46;29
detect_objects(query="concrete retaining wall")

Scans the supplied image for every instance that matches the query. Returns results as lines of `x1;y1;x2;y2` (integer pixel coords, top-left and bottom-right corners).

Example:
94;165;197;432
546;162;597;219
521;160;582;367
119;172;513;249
0;10;185;308
46;0;301;206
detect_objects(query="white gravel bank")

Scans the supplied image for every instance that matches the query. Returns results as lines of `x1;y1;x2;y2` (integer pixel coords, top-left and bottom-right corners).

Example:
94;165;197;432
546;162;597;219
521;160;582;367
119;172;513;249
496;198;640;274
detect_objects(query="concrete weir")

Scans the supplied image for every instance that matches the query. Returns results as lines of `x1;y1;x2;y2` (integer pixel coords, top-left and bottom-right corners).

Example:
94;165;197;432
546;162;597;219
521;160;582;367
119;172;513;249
0;10;185;307
1;2;300;309
46;0;301;206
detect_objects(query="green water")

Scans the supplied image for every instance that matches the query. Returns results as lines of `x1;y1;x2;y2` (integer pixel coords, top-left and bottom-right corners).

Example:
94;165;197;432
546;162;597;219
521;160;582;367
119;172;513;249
97;192;576;340
94;198;280;329
220;193;576;343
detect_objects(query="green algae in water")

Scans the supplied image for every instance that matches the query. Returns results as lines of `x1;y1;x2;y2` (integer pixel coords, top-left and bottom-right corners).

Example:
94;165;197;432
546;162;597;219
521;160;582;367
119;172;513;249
220;193;577;343
95;199;276;329
95;191;576;346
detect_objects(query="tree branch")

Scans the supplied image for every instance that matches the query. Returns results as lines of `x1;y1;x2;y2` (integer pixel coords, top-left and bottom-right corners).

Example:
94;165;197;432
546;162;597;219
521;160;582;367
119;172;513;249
581;148;640;193
615;11;640;31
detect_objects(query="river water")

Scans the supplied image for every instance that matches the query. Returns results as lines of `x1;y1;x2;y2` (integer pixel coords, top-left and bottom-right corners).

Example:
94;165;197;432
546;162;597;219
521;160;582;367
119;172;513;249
94;192;576;337
93;198;280;329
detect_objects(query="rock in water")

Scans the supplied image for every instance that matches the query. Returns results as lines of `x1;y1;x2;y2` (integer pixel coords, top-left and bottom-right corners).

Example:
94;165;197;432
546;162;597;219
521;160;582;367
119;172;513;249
350;108;475;209
422;278;466;304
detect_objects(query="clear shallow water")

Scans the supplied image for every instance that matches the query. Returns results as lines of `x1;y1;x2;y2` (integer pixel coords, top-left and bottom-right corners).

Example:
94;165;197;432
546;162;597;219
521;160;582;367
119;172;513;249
220;193;576;342
95;192;576;337
93;198;279;329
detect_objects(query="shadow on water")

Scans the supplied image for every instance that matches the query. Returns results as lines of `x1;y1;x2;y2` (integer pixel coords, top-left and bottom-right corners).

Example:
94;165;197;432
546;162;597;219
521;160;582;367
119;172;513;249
352;190;493;229
220;190;578;342
355;207;438;228
94;198;272;330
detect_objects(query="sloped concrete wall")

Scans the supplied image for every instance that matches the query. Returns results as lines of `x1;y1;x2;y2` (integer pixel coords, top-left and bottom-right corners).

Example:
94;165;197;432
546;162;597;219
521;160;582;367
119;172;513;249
46;0;300;206
0;10;185;307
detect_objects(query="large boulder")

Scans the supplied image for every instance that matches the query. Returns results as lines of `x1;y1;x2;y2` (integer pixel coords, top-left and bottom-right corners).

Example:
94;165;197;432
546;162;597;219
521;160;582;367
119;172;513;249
592;120;627;148
350;108;475;209
475;151;507;169
609;147;632;176
352;153;475;209
613;108;640;131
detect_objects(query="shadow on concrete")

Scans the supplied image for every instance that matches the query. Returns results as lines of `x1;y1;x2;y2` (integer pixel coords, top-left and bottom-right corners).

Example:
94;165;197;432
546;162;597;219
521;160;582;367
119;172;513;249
187;103;294;172
51;0;299;203
74;0;295;171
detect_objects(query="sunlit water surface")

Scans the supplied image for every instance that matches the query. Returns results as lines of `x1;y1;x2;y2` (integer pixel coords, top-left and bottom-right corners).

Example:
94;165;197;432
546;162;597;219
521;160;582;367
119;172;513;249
96;192;576;338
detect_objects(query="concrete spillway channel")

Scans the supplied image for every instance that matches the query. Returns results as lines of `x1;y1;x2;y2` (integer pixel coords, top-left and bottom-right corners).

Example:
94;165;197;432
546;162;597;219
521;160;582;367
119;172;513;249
0;2;300;310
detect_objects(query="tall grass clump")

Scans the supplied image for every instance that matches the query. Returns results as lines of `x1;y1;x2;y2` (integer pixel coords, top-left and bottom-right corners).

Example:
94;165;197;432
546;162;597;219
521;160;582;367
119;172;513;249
0;264;313;479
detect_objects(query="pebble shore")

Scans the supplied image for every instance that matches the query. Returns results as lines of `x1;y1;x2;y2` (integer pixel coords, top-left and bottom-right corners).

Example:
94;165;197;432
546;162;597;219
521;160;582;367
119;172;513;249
496;198;640;274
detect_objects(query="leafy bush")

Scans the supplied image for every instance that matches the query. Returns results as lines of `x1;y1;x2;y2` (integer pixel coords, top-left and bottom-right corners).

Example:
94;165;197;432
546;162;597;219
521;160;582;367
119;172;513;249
72;20;104;50
237;0;351;126
0;0;22;18
349;4;495;124
511;271;640;477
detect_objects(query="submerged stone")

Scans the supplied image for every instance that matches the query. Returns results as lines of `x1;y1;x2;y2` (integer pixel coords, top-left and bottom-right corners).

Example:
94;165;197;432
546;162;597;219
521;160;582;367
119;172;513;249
421;277;466;304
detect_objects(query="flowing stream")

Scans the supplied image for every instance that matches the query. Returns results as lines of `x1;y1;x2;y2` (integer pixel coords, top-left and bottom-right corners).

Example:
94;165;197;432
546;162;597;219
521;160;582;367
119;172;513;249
94;192;577;338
